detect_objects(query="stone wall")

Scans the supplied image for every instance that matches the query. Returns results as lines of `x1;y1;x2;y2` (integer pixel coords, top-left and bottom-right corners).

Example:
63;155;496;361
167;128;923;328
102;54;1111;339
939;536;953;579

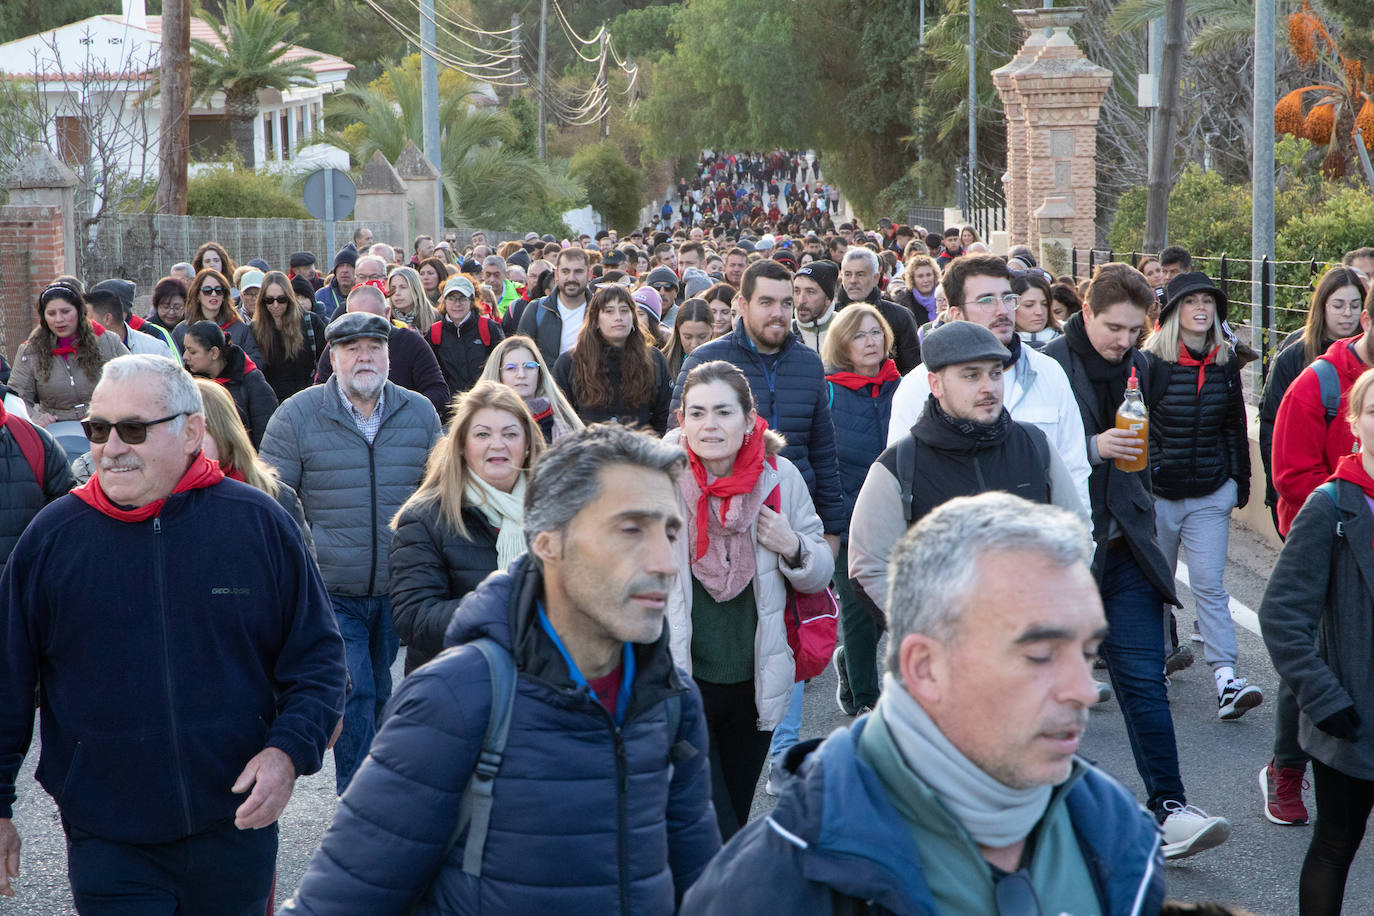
0;205;66;363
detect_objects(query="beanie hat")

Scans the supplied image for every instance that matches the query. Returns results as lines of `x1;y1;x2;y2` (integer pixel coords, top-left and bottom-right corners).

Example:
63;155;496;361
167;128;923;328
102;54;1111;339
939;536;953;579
632;285;663;319
91;278;136;317
795;259;838;301
333;248;358;270
682;267;713;299
646;266;680;290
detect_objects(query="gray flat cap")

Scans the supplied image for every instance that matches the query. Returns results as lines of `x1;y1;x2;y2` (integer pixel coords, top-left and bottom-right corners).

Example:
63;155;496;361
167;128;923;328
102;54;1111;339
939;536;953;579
326;311;391;346
921;320;1011;372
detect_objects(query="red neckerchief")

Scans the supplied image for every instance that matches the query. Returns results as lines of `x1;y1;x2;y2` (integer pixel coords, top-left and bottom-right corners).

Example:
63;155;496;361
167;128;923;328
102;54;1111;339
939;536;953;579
1330;454;1374;546
1176;342;1221;396
128;315;148;331
529;404;554;422
686;413;770;561
222;463;247;482
52;335;78;357
827;359;900;397
72;451;225;522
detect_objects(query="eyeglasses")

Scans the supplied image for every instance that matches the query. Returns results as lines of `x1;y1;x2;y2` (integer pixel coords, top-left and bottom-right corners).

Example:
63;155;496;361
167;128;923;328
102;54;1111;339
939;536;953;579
261;295;292;306
200;286;226;296
993;869;1039;916
963;293;1020;311
503;362;540;372
81;413;184;445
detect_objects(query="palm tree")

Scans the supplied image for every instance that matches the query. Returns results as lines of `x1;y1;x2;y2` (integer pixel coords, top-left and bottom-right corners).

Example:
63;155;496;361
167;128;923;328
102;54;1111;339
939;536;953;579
189;0;319;167
324;57;580;228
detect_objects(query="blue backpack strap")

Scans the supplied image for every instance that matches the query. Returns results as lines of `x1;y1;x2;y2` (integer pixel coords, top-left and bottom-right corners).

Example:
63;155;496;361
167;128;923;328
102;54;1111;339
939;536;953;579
1312;357;1340;426
1315;481;1345;539
438;637;518;877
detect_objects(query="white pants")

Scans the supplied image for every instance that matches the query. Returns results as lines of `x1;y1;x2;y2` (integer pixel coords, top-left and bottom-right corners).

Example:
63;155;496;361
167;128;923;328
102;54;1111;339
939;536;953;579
1155;479;1239;671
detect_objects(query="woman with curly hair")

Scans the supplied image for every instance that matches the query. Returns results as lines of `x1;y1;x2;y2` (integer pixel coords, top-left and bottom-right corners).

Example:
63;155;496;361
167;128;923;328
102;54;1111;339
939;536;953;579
8;282;128;426
192;241;237;281
551;284;672;435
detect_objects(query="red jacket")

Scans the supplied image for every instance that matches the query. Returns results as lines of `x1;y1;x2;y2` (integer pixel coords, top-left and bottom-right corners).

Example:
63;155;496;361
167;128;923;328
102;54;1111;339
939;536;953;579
1272;335;1368;535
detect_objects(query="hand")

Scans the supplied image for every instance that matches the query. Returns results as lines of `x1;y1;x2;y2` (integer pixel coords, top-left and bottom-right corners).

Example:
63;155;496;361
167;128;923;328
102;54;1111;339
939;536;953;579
757;506;801;562
31;411;55;429
823;534;841;559
1096;428;1144;461
0;818;19;897
232;747;297;830
1317;706;1361;741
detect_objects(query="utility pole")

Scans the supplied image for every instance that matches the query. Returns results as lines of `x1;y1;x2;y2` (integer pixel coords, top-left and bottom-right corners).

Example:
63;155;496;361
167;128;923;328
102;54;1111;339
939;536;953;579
598;30;609;140
919;0;925;46
1252;0;1275;338
537;0;548;159
967;0;977;177
1144;0;1184;252
511;14;521;86
156;0;189;214
420;0;442;229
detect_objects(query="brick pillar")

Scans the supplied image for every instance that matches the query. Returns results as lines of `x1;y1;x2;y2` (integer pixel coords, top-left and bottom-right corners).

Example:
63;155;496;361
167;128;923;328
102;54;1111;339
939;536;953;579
995;8;1111;254
1;149;75;361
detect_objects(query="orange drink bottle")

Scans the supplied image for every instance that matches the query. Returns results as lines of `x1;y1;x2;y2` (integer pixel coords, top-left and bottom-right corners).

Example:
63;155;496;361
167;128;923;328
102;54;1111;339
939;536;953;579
1114;366;1149;473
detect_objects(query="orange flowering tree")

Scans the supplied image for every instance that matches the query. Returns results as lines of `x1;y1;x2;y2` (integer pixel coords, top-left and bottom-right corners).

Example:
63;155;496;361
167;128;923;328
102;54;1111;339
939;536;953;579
1274;2;1374;180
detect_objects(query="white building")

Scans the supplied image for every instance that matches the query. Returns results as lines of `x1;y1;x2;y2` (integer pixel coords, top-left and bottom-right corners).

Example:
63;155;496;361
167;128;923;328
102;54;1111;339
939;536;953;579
0;0;353;176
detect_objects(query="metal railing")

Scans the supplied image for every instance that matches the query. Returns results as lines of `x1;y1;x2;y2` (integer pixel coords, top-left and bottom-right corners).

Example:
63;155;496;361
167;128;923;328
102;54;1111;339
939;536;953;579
956;167;1006;242
905;206;946;234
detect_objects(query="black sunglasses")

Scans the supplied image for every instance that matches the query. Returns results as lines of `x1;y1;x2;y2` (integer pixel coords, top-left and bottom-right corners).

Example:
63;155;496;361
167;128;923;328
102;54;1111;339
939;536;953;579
260;295;292;306
993;869;1039;916
652;284;677;293
81;413;184;445
200;286;227;296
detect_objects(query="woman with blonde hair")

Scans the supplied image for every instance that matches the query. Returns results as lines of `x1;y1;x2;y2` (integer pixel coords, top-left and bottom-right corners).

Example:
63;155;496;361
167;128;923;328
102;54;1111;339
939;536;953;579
387;265;437;330
479;334;582;442
389;381;545;672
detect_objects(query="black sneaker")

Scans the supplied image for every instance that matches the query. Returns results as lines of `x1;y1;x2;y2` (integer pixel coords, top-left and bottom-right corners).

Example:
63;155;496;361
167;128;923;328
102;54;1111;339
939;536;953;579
833;645;858;716
1165;644;1194;675
1218;678;1263;720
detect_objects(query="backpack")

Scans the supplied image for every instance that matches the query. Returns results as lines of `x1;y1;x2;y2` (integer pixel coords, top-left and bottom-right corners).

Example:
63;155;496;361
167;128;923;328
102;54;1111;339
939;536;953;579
763;457;839;681
2;411;46;488
429;317;492;349
433;636;685;881
891;425;1052;525
1312;357;1341;426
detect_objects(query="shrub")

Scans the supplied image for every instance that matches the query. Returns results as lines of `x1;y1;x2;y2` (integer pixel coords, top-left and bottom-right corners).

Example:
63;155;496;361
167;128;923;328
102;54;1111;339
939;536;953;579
187;165;312;219
568;142;644;233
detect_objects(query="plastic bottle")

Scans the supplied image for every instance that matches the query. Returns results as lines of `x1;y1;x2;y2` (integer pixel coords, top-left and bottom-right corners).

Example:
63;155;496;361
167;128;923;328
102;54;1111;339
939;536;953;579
1114;366;1149;473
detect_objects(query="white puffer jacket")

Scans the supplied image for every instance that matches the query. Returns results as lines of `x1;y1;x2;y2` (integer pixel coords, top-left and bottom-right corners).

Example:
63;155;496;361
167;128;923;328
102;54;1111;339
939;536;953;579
663;432;834;730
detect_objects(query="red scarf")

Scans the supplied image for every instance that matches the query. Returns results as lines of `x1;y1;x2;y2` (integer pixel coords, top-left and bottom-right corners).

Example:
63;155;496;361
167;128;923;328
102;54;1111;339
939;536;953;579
72;452;225;522
1330;453;1374;546
128;314;148;331
50;322;104;357
686;414;770;560
1176;342;1221;396
827;359;900;397
529;404;553;422
222;463;247;482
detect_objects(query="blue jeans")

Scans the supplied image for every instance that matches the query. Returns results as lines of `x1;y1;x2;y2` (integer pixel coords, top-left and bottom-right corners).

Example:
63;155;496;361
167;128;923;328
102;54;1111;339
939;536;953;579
330;593;399;793
768;682;804;761
1098;542;1186;816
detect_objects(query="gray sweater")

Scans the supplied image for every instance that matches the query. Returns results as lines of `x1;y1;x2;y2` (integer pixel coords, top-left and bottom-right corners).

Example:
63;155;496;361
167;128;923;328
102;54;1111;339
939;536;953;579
260;378;441;597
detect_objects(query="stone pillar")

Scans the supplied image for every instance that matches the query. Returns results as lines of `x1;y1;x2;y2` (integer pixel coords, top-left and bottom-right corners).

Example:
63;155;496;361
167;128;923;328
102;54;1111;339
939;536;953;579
287;106;299;158
0;149;75;360
5;147;77;277
993;8;1112;254
1034;196;1076;278
253;114;266;166
355;151;408;243
395;140;442;239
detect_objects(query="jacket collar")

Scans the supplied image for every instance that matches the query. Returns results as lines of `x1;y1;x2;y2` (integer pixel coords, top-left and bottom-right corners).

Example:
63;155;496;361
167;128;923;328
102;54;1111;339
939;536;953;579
321;375;404;429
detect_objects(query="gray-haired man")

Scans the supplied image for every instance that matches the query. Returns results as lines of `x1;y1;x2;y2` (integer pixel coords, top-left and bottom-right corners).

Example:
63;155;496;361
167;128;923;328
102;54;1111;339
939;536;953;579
283;424;720;913
682;493;1166;915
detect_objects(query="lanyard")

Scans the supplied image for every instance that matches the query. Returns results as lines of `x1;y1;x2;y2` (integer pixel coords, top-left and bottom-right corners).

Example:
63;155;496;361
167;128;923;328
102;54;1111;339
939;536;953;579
537;603;635;726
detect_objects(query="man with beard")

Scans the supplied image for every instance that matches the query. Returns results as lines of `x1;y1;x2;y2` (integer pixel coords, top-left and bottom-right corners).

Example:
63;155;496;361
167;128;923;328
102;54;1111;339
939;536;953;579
888;255;1090;513
791;260;838;353
519;247;592;365
669;260;846;551
261;309;441;793
834;248;922;373
848;321;1084;614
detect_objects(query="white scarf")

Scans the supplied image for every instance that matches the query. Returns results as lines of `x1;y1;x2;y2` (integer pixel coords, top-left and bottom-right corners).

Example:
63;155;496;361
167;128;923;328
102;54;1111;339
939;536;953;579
463;473;527;570
877;673;1052;848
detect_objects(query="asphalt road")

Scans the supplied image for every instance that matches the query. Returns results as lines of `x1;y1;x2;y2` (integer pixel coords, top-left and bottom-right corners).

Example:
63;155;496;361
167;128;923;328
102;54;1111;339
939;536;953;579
5;519;1350;914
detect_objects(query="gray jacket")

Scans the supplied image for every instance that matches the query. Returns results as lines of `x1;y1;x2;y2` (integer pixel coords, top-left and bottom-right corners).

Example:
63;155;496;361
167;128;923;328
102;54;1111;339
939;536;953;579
260;378;441;597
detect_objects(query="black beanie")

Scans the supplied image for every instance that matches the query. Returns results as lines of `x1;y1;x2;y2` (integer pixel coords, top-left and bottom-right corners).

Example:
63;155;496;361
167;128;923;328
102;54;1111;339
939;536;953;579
795;259;838;301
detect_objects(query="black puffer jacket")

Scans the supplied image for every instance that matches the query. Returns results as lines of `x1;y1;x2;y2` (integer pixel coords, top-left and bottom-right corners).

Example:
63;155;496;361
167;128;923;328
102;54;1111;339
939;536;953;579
199;344;279;450
388;497;499;674
427;314;505;409
1;408;74;568
553;345;673;436
1148;344;1250;504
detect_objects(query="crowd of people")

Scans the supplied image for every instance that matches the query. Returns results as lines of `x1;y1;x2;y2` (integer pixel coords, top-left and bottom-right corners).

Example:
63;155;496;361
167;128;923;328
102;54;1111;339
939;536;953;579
3;149;1374;913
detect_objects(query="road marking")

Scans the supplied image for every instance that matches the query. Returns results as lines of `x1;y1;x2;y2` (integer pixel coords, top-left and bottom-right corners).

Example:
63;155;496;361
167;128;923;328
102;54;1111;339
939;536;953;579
1175;561;1262;638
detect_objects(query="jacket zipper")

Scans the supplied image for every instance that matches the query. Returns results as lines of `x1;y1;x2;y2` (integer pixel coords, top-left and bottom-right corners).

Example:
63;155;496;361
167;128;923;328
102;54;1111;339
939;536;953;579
153;517;194;834
614;727;630;915
366;443;378;596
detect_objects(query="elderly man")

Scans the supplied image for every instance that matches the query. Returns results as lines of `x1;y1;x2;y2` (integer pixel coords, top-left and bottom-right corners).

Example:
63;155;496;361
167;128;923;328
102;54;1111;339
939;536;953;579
261;312;441;792
833;247;922;374
481;254;520;320
282;423;720;914
681;493;1165;915
0;355;345;909
314;283;450;419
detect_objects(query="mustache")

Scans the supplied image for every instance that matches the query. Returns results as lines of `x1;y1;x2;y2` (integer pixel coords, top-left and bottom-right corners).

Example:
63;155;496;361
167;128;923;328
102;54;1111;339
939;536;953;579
100;457;143;470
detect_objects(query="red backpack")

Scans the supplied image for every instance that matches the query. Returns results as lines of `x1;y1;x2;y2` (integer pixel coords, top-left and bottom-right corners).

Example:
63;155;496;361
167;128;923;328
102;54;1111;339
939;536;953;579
3;410;46;487
763;456;839;681
430;317;492;348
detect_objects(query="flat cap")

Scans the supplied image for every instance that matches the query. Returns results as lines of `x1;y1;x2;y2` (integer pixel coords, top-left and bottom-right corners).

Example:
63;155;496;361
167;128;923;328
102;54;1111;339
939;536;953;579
326;311;391;346
921;320;1010;372
289;251;316;268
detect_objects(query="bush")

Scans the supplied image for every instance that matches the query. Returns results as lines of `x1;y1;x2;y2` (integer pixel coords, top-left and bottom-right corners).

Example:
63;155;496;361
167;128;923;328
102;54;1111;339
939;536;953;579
568;142;644;233
187;166;312;219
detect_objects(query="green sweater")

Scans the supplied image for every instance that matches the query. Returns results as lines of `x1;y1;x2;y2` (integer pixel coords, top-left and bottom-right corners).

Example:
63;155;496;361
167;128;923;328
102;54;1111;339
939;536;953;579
857;708;1101;916
689;575;757;684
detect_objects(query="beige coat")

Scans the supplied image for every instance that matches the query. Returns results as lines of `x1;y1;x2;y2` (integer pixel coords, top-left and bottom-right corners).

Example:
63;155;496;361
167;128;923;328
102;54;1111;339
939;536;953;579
9;332;128;420
664;432;834;730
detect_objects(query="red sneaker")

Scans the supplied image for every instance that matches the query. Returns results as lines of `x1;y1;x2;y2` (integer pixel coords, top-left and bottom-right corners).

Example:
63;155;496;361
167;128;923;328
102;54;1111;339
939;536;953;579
1259;759;1309;825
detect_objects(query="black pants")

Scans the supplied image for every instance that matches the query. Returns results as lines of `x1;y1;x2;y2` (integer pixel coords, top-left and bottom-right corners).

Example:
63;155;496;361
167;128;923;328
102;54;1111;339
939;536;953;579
1300;760;1374;916
696;677;773;840
65;817;277;915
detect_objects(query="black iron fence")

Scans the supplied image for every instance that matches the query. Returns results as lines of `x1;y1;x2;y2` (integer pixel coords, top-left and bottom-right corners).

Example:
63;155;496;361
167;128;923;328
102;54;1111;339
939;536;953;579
956;166;1006;242
904;206;946;234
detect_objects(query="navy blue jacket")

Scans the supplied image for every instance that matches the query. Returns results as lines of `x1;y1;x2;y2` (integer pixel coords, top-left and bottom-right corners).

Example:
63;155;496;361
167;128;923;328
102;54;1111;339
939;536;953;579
0;480;347;844
0;410;73;568
681;718;1165;916
671;322;846;535
826;374;898;532
283;555;721;915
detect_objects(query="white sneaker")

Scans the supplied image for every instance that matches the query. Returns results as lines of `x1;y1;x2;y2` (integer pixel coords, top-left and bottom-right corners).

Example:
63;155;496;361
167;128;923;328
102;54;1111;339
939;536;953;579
1218;678;1263;721
1159;800;1230;860
764;758;784;797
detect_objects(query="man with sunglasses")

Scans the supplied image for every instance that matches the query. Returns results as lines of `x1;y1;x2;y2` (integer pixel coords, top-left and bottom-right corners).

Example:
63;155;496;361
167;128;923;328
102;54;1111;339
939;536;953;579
887;255;1090;514
0;354;346;910
682;494;1165;916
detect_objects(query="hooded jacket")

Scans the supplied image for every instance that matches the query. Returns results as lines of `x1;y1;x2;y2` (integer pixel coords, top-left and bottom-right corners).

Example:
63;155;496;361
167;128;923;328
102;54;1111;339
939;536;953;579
8;330;129;421
669;321;846;536
0;407;74;567
201;343;279;450
834;286;922;374
314;324;452;420
282;556;721;915
1272;335;1368;536
679;717;1165;916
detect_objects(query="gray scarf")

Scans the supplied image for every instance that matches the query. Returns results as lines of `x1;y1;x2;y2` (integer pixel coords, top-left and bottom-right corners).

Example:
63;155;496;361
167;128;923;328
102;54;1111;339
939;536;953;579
878;673;1052;848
